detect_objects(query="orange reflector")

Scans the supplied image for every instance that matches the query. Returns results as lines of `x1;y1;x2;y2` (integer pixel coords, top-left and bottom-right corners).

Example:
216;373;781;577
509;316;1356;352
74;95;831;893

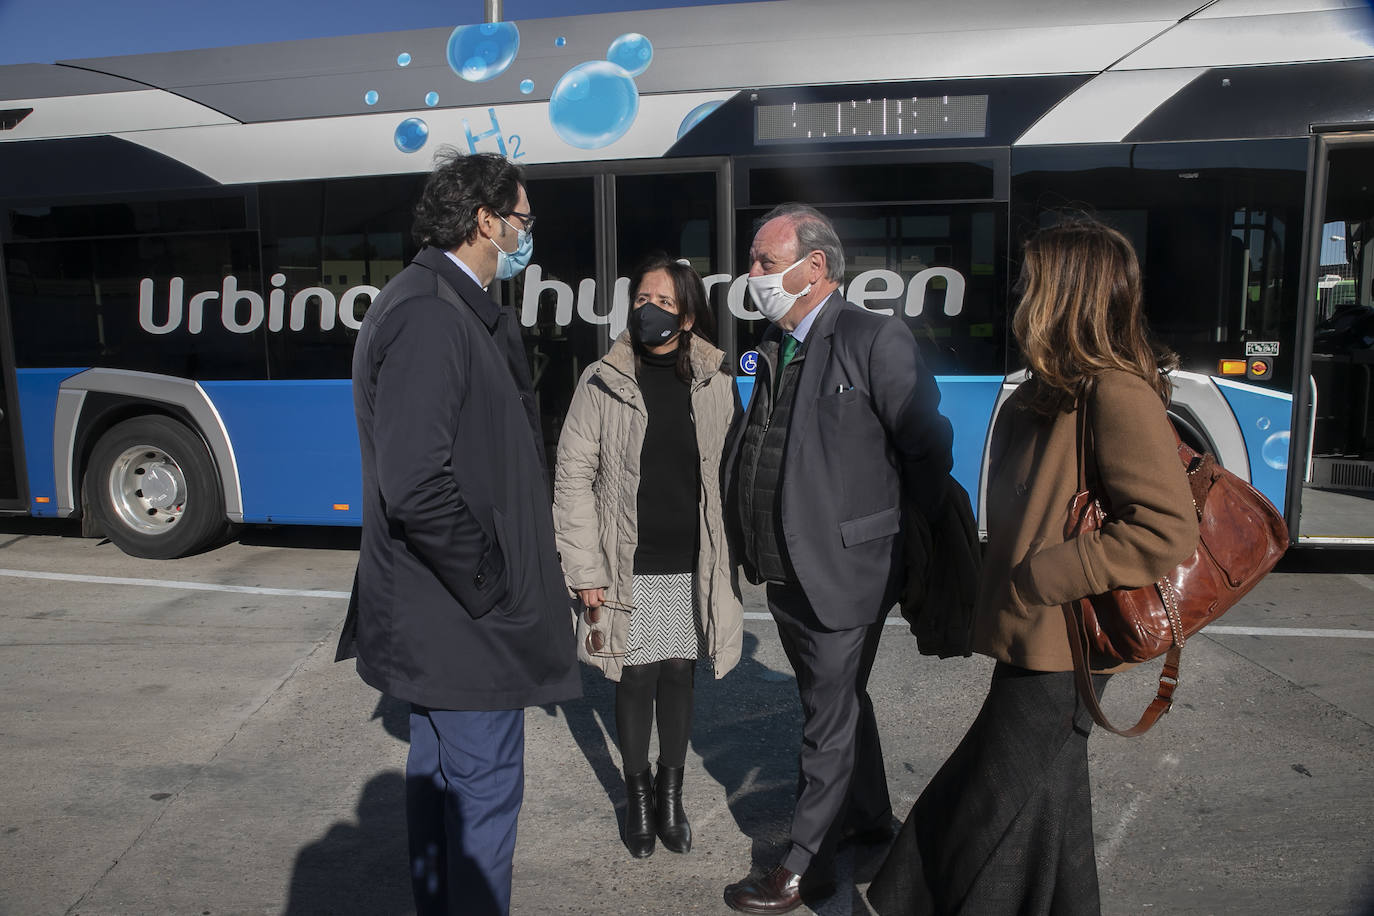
1218;359;1246;375
333;504;350;511
34;496;50;503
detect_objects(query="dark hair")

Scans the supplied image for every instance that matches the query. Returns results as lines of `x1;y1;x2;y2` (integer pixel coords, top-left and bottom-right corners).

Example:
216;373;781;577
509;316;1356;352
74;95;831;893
412;147;524;250
760;202;846;281
628;253;718;383
1013;215;1177;416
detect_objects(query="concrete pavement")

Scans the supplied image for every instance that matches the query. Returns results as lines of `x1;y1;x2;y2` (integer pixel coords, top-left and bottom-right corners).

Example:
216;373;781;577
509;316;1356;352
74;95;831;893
0;520;1370;915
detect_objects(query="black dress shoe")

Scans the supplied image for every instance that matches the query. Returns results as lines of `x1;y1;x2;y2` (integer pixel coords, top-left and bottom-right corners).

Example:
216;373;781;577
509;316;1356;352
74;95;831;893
655;763;691;854
723;864;834;914
623;768;656;858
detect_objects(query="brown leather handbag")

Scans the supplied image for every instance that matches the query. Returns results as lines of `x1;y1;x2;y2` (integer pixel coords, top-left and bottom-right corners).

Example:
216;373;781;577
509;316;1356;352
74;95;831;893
1063;395;1289;736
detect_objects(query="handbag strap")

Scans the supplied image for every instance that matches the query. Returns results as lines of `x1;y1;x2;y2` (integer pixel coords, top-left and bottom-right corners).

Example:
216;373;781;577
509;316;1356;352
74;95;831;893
1065;384;1182;737
1063;597;1181;736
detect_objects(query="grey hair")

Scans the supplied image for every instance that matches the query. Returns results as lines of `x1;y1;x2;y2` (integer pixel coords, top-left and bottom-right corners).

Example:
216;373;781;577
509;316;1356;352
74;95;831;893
761;202;846;282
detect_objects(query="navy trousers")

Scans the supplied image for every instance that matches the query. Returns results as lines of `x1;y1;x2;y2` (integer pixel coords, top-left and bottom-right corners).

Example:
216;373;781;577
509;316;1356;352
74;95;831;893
407;705;525;916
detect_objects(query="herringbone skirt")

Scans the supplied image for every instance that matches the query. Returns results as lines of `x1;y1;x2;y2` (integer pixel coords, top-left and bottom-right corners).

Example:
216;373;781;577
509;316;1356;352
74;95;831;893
625;573;702;665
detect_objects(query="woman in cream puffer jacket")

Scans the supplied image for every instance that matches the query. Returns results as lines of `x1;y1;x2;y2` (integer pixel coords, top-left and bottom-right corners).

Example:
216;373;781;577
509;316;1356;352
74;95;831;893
553;255;743;861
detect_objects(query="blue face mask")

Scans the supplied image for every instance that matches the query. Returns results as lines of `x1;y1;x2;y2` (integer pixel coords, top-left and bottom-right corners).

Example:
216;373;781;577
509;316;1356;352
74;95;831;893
491;215;534;280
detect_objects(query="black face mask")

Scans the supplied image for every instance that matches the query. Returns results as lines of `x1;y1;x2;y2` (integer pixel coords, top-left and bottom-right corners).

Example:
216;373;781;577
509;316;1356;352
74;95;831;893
628;302;681;348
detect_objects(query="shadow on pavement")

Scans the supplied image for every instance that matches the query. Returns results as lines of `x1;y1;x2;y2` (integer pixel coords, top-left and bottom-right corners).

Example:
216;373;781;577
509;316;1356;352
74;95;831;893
551;666;624;816
693;630;803;870
283;771;411;916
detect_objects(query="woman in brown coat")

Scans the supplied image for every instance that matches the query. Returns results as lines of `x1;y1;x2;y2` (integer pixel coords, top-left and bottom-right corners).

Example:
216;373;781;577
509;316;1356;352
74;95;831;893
868;218;1199;915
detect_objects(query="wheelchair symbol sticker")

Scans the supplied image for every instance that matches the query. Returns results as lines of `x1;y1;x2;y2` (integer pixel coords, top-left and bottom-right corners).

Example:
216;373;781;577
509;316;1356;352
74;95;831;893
740;350;759;375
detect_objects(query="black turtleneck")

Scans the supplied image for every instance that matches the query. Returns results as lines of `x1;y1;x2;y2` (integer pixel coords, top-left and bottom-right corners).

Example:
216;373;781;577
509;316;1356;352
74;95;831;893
634;347;699;574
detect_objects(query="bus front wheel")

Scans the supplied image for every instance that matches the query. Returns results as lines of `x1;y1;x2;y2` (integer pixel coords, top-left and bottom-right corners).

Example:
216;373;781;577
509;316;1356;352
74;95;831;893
85;416;227;559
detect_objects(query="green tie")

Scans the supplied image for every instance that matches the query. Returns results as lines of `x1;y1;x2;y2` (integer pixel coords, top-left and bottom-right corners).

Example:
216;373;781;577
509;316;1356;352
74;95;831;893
774;333;798;398
780;333;799;372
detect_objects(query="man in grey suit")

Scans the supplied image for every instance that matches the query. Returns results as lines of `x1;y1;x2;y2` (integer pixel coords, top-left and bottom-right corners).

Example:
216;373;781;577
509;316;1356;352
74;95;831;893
723;203;954;913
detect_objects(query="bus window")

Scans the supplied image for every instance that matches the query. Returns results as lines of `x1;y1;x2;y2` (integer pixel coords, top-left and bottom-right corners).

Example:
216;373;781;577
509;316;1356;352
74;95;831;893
500;174;599;469
615;170;723;352
260;175;423;380
4;216;265;379
1013;140;1308;390
733;202;1008;375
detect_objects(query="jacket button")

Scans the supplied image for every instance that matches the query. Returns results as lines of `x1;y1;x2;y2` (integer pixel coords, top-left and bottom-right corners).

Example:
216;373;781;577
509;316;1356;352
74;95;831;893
475;571;486;587
1015;483;1029;497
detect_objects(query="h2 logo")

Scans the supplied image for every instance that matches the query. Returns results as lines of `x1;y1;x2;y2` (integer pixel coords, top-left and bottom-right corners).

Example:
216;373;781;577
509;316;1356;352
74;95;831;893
463;108;524;160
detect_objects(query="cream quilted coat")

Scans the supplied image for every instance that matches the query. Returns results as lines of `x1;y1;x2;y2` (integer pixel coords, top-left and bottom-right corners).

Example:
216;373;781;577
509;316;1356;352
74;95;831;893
553;332;744;682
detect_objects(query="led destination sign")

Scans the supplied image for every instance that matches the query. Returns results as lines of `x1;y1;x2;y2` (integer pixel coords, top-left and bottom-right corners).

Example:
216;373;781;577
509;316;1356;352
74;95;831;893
756;94;988;144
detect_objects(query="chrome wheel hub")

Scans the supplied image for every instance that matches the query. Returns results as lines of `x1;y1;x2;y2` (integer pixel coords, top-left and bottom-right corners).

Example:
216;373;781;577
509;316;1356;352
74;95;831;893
107;445;186;535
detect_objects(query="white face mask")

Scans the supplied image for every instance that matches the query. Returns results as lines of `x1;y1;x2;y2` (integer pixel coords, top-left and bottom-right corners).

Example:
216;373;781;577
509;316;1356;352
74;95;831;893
746;256;812;322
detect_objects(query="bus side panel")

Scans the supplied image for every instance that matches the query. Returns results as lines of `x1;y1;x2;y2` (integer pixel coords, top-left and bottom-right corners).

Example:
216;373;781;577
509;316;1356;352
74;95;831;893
200;380;361;526
936;376;1003;512
13;368;79;516
736;374;1000;516
1213;378;1293;515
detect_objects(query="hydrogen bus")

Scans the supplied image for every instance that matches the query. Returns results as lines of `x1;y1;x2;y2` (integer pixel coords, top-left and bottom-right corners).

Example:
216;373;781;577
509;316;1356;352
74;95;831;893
1;0;1371;557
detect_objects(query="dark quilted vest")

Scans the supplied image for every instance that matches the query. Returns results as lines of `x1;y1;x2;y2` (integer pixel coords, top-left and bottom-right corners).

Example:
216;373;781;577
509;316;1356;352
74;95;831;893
737;347;804;583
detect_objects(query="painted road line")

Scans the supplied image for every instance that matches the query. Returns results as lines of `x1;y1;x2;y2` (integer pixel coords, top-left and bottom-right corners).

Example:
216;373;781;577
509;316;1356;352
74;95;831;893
741;612;1374;638
0;568;350;600
1;571;1368;638
1348;574;1374;593
1204;625;1374;639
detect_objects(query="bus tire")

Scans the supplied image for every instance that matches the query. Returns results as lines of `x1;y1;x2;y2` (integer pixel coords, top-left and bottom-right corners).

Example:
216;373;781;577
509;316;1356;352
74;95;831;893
84;415;227;559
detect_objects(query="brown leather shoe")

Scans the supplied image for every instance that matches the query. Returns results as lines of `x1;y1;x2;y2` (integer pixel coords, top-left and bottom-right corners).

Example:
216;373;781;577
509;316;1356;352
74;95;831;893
723;864;834;914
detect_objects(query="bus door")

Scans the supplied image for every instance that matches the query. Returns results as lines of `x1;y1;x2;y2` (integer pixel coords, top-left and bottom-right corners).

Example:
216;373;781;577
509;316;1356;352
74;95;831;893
503;159;731;470
0;245;27;513
732;150;1011;503
1293;133;1374;544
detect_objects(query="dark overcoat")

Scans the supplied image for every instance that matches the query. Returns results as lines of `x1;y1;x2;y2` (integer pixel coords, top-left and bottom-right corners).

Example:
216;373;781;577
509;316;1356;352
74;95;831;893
724;294;954;630
338;246;580;710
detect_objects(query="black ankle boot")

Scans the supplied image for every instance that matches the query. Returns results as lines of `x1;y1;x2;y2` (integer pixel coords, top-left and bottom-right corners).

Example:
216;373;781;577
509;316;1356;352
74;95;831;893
623;768;656;858
655;763;692;854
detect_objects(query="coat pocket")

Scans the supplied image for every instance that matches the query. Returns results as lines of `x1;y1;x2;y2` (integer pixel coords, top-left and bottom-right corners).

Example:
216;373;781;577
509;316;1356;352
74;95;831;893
839;505;901;548
488;507;519;615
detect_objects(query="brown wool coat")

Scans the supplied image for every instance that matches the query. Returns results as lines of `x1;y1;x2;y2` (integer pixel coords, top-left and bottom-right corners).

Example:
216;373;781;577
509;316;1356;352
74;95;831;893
972;369;1200;672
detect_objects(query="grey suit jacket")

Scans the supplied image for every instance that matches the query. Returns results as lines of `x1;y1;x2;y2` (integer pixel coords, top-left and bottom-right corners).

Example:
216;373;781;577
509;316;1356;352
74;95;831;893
726;293;954;630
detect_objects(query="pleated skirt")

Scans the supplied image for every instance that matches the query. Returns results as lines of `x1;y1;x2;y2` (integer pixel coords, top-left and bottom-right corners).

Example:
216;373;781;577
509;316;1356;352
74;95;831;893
867;663;1110;916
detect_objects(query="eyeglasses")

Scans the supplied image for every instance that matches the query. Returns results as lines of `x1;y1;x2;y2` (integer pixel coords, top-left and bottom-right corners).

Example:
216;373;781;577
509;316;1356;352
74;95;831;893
504;210;536;233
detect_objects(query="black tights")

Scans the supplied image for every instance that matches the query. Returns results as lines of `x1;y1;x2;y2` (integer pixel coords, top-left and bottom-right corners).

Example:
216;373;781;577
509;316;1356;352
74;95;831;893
615;658;695;775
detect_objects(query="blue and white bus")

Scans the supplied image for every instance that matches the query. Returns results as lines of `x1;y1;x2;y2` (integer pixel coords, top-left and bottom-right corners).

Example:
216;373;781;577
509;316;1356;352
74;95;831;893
1;0;1371;556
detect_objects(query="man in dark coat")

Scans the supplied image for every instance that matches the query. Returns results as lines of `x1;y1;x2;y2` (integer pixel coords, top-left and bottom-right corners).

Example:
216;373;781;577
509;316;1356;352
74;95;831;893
722;203;954;913
338;150;580;916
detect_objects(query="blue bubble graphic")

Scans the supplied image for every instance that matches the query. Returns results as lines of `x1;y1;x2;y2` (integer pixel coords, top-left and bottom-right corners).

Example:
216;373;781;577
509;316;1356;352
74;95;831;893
1262;431;1289;470
677;99;725;139
607;33;653;77
520;79;535;94
1256;416;1271;431
555;36;566;47
549;60;639;149
447;21;520;83
364;90;379;106
397;52;412;67
425;91;439;107
394;117;429;153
